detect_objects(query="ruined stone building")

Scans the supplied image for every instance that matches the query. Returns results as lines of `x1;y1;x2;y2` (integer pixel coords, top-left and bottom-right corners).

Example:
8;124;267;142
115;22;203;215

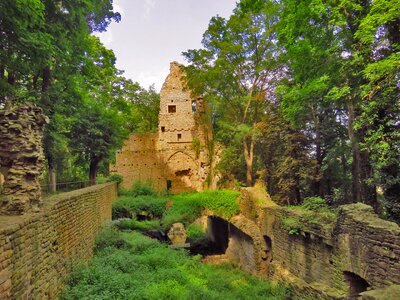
111;62;214;193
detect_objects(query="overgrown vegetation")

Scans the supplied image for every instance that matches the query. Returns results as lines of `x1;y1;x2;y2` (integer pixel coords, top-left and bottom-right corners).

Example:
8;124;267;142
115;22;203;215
186;223;207;243
112;188;240;230
183;0;400;222
107;173;123;185
192;137;201;159
61;229;289;299
113;219;162;232
0;0;161;188
281;197;337;235
112;195;168;220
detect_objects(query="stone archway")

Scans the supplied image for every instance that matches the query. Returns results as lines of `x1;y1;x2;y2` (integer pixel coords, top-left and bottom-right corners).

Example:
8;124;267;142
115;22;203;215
343;271;370;299
166;151;198;192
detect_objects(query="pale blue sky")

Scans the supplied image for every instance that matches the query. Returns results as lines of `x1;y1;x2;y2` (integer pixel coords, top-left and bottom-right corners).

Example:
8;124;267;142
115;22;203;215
95;0;237;91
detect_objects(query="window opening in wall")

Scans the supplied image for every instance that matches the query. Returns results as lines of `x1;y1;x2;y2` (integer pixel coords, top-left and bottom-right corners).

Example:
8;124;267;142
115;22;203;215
166;180;172;191
168;105;176;113
177;133;182;140
343;271;370;299
191;100;197;113
161;126;165;132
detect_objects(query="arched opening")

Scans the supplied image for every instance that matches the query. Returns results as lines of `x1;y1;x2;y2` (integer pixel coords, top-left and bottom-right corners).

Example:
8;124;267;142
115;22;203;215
207;216;230;254
263;235;272;261
343;271;370;299
166;152;197;193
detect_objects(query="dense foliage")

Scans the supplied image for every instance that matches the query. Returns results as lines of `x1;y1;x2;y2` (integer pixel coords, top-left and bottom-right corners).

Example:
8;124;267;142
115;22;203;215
0;1;160;187
60;229;288;300
184;0;400;220
112;188;241;230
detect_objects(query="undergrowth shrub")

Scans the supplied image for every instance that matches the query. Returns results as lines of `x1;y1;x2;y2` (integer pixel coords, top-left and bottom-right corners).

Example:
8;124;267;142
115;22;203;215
113;219;162;232
186;223;207;243
162;195;203;229
282;197;337;235
112;195;168;219
112;189;241;232
94;227;129;252
163;190;240;229
129;181;157;197
107;173;123;185
61;230;289;300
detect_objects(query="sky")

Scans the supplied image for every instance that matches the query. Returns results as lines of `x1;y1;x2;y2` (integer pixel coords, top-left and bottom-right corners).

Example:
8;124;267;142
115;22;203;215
95;0;237;92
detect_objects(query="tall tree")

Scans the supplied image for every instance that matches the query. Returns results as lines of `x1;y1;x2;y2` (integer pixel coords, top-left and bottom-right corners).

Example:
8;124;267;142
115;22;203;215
184;1;282;186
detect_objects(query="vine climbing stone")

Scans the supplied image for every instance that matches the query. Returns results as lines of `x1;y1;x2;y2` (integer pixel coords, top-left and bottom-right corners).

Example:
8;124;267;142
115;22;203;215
0;103;49;215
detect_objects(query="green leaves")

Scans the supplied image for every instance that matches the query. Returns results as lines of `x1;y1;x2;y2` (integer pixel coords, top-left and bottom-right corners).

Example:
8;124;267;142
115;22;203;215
355;0;400;44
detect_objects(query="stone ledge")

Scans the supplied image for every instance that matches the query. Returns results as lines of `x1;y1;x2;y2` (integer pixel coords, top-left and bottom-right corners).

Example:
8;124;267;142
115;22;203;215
361;285;400;300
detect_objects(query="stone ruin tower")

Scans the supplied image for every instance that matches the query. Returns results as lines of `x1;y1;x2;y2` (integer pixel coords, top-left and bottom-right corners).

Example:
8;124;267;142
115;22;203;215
111;62;214;193
0;104;48;215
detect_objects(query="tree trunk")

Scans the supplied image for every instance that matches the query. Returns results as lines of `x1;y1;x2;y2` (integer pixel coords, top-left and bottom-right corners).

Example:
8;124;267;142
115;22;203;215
311;105;324;196
347;101;362;203
48;164;56;193
360;150;378;210
89;156;103;185
42;66;51;92
243;135;254;187
5;72;16;110
347;101;377;209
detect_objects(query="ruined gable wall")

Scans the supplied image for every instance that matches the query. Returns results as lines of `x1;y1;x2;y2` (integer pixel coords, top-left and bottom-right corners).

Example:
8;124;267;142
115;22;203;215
111;133;167;191
113;62;213;193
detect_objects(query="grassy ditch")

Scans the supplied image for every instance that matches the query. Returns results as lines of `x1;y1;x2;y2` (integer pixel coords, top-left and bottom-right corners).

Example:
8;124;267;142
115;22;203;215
112;185;240;232
60;228;289;300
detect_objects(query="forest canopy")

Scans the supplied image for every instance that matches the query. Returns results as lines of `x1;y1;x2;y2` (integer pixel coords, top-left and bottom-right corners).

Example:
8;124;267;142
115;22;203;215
0;0;159;187
183;0;400;220
0;0;399;221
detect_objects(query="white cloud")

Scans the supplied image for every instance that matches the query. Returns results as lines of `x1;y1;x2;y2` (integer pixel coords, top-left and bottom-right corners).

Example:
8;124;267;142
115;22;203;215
113;1;124;15
94;30;113;46
143;0;155;19
136;71;169;91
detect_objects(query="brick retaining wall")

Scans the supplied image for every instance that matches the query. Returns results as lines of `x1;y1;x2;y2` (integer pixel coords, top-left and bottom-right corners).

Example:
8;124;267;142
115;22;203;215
0;182;117;299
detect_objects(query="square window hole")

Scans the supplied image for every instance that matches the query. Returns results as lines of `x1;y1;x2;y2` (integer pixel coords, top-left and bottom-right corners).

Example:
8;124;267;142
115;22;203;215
168;105;176;113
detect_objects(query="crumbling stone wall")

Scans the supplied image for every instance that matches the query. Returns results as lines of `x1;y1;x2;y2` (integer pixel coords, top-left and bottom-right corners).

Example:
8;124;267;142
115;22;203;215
203;187;400;299
0;104;49;215
260;203;400;299
0;182;117;299
112;62;214;193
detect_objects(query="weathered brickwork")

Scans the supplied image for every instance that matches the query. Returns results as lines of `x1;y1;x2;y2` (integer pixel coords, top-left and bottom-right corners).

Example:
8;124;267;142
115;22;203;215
111;62;214;193
260;203;400;299
0;182;117;299
203;186;400;299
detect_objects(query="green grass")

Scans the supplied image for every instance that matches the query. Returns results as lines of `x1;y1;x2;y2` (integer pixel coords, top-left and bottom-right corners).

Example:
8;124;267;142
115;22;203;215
186;223;207;243
112;195;168;219
112;189;241;230
282;197;337;235
60;229;289;300
113;219;162;232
